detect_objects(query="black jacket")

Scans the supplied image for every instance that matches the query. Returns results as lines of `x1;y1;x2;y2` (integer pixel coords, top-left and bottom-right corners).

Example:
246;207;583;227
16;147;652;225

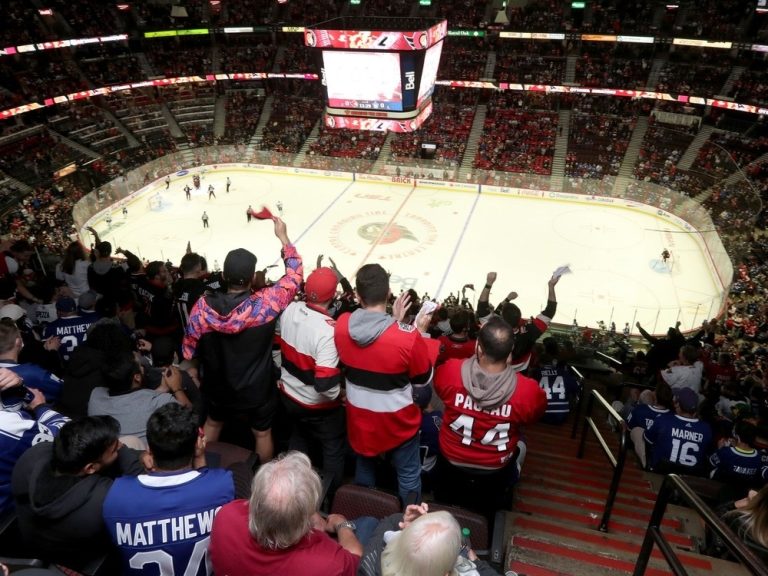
11;442;143;570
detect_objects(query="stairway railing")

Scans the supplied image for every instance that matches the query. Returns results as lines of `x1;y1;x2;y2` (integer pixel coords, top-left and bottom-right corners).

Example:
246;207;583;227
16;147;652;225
569;365;585;440
633;474;768;576
576;389;629;532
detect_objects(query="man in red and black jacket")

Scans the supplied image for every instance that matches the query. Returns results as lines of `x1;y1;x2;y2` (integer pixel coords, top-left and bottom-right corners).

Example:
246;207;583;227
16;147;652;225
183;217;302;464
334;263;434;504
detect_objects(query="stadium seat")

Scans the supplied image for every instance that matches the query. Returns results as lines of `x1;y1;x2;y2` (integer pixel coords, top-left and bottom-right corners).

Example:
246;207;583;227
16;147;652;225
330;484;402;520
426;503;506;569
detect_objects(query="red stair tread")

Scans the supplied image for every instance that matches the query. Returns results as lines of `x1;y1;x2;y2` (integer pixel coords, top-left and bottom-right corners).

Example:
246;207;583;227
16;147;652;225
525;455;652;489
523;448;649;480
513;501;693;547
512;535;681;576
516;486;679;528
523;467;654;496
511;516;708;568
522;479;655;509
508;559;573;576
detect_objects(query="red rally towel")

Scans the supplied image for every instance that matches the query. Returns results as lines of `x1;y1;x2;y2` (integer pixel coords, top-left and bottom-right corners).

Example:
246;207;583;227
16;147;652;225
249;206;275;220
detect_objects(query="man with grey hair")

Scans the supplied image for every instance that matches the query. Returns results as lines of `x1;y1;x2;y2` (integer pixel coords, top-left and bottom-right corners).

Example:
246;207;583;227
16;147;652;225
210;451;362;575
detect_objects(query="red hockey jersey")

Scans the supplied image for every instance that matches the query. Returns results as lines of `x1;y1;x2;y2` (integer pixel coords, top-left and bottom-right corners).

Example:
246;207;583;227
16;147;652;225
435;358;546;469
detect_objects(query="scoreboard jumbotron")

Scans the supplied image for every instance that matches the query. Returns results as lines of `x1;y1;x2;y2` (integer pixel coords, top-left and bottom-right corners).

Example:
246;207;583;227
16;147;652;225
305;16;447;132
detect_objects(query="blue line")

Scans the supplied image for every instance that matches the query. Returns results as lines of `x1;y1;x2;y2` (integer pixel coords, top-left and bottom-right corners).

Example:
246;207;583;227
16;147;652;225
295;180;355;243
435;188;482;299
270;179;355;266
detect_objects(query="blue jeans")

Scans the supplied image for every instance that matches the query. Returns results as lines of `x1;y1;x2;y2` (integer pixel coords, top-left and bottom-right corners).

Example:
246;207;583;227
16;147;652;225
355;433;422;505
353;516;380;547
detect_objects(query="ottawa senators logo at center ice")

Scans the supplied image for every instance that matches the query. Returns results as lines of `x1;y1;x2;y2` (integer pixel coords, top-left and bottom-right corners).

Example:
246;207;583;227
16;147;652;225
357;222;418;244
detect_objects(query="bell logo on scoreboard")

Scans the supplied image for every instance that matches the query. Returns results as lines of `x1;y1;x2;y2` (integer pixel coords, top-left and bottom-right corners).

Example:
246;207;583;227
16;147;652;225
405;71;416;91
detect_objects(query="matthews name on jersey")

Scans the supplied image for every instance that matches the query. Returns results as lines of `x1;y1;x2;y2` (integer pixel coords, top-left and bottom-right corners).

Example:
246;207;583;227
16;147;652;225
43;315;96;361
103;468;234;576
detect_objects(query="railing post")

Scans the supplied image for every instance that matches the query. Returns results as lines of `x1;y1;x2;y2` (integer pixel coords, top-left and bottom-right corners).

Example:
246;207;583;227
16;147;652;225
577;392;594;459
633;475;672;576
569;367;585;440
598;429;629;532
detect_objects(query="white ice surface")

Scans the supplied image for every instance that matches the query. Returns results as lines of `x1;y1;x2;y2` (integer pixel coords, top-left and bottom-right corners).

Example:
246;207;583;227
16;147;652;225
87;168;724;334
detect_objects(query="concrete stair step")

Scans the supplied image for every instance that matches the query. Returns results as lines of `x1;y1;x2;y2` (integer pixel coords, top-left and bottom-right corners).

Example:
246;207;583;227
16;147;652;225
520;474;656;510
508;513;697;559
525;446;648;481
525;433;622;459
507;558;571;576
514;487;683;531
516;485;656;519
509;525;704;569
512;494;692;545
508;532;735;576
524;456;654;494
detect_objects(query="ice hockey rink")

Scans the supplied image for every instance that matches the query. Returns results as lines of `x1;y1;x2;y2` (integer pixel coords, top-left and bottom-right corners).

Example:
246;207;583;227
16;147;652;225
84;167;726;335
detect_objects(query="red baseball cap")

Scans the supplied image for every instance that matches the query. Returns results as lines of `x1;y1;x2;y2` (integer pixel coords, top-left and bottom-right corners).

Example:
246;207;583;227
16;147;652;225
305;267;338;303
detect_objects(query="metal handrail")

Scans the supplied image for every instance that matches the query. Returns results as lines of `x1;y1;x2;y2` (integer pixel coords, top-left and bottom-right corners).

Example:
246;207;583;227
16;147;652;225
569;365;585;440
633;474;768;576
576;388;629;532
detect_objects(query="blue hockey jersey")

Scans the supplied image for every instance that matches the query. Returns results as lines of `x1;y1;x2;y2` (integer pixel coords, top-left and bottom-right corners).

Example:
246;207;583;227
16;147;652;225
644;413;713;472
103;468;234;576
0;406;68;514
43;314;98;361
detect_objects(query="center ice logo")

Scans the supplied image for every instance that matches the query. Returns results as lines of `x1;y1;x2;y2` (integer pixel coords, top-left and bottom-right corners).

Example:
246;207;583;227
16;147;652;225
357;222;418;244
329;212;437;259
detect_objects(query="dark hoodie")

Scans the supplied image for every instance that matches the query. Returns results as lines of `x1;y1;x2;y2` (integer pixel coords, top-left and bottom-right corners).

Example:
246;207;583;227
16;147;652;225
182;244;303;409
11;442;142;569
56;346;108;419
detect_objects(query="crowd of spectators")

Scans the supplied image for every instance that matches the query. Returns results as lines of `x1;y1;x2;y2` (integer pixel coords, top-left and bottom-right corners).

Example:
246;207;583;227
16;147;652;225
494;40;564;86
575;46;651;89
216;0;274;26
505;0;565;33
436;37;489;82
475;92;557;176
273;34;314;74
680;0;750;41
727;60;768;106
694;133;768;181
1;53;86;103
5;5;768;570
570;92;650;117
307;128;385;163
219;39;277;74
566;112;634;178
79;54;145;86
259;87;324;154
222;89;265;146
657;49;734;97
0;0;46;48
583;0;657;36
389;88;476;168
281;0;343;26
634;120;699;191
435;0;488;28
50;0;125;37
134;0;208;29
145;39;212;78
